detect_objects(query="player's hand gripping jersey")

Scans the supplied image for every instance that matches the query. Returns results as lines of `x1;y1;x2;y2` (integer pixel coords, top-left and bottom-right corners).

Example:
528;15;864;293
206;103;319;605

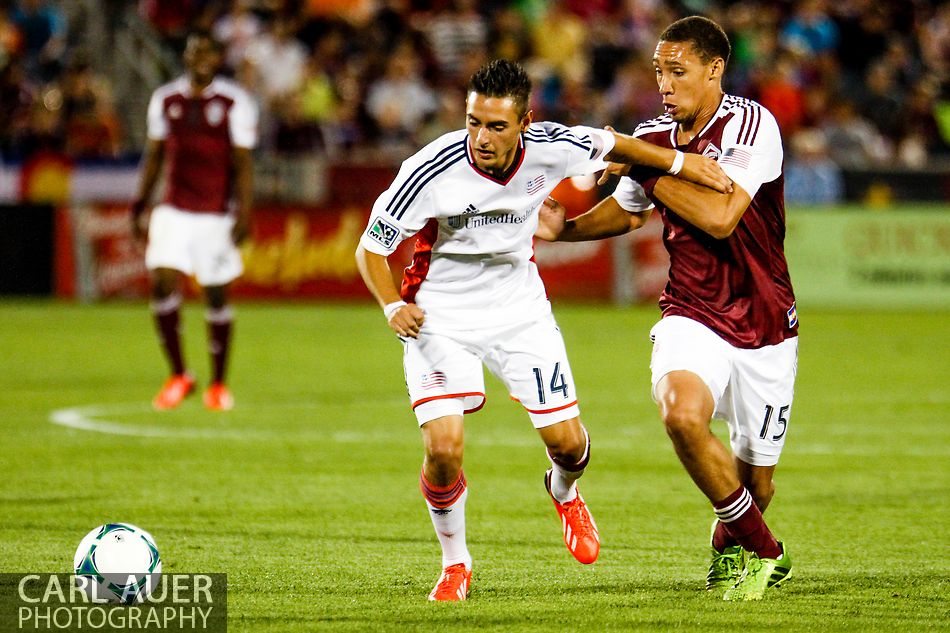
360;123;614;330
613;94;797;349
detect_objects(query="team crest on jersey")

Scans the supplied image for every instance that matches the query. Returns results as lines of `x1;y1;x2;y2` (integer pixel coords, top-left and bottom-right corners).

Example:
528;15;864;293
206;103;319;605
168;103;183;119
366;217;399;249
205;100;226;126
702;142;721;160
526;174;546;195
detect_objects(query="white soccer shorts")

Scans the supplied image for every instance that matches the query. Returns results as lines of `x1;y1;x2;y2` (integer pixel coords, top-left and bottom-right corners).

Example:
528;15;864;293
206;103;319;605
649;315;798;466
145;204;243;286
405;312;581;428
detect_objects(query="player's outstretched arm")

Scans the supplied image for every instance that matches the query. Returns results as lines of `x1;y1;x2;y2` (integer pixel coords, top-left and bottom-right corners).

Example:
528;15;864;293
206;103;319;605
536;196;650;243
605;131;732;194
355;245;425;338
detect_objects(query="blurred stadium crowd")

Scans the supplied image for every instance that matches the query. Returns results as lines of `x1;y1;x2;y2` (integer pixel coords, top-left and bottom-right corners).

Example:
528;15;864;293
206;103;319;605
1;0;949;183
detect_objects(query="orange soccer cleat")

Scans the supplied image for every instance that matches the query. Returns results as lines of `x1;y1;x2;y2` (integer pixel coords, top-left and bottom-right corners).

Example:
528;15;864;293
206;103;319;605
545;469;600;564
152;374;195;410
427;563;472;601
203;383;234;411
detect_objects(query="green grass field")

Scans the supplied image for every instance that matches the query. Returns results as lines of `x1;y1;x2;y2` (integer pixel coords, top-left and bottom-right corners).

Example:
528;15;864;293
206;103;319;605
0;301;947;631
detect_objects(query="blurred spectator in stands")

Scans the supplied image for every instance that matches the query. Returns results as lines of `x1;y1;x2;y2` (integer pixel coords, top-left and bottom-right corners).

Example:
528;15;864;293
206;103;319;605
531;0;588;80
487;6;531;62
298;50;338;130
602;55;660;134
918;2;950;80
365;38;436;156
860;59;903;144
274;91;322;154
244;15;307;103
896;76;950;168
212;0;262;73
757;50;805;139
780;0;838;59
0;3;22;69
140;0;194;50
586;10;627;92
833;1;890;92
13;83;64;157
60;54;121;158
785;127;844;205
418;0;486;85
12;0;65;81
419;89;464;145
0;57;34;158
362;0;416;56
821;97;890;168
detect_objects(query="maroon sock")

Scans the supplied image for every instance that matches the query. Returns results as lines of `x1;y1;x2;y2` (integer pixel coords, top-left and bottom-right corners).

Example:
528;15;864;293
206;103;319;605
152;295;185;375
207;306;233;384
713;486;782;559
712;520;738;552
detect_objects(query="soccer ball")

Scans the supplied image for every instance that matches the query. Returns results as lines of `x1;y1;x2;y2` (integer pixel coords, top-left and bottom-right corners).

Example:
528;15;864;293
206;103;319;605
73;523;162;604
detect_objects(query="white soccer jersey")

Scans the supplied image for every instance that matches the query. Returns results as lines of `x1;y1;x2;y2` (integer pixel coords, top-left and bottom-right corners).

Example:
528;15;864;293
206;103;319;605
360;122;614;329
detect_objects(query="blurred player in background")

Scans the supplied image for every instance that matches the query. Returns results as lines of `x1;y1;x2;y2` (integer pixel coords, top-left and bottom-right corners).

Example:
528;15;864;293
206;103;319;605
131;30;258;412
355;58;730;601
537;16;797;601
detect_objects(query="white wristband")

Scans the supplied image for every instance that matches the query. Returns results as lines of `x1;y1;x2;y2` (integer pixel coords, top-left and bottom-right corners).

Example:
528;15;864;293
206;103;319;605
383;300;407;321
668;150;685;175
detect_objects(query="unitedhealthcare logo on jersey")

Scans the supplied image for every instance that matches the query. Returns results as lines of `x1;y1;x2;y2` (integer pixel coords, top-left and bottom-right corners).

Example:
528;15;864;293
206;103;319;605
448;204;528;230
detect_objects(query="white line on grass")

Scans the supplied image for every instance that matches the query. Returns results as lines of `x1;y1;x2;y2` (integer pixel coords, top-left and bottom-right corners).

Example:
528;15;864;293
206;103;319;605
49;404;254;439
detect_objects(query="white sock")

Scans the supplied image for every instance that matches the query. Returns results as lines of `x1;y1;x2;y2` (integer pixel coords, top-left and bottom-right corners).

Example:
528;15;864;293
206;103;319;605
425;488;471;570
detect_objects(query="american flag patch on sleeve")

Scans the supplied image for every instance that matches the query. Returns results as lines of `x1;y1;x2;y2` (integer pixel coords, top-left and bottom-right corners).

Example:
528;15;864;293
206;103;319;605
721;147;752;169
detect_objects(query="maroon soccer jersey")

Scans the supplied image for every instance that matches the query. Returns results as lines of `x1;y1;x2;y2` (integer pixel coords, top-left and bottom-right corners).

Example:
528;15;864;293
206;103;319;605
628;94;798;349
147;76;258;213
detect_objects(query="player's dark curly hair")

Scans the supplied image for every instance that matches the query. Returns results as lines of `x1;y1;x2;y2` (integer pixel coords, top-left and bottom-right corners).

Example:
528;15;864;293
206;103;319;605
660;16;731;67
468;59;532;118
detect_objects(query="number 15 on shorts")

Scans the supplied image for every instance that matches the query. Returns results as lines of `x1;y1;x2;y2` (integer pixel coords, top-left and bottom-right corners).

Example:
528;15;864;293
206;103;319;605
533;362;569;404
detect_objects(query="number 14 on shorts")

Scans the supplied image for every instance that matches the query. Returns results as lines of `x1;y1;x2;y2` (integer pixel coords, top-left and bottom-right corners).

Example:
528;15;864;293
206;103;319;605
533;363;569;404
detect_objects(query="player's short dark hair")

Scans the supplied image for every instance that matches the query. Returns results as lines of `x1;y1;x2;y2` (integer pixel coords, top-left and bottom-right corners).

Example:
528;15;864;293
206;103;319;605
659;16;731;67
468;59;532;118
185;29;224;54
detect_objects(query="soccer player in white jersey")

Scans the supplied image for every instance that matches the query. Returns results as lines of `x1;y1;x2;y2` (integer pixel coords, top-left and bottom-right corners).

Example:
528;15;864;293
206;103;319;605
131;31;258;412
536;17;797;601
355;58;732;601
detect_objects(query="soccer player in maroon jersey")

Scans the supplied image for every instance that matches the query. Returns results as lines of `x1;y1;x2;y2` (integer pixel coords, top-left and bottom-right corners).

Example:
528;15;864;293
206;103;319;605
537;16;797;600
130;31;258;411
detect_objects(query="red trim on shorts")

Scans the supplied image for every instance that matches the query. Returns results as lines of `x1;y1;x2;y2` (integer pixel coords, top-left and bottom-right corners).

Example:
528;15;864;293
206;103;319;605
522;400;578;415
412;392;486;414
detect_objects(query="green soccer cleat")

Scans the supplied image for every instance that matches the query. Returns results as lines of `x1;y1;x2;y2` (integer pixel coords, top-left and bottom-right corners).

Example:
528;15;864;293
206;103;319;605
723;542;792;602
707;544;746;591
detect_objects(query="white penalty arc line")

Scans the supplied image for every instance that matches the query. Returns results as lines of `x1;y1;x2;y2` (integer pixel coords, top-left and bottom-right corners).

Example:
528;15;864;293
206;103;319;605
49;404;254;439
